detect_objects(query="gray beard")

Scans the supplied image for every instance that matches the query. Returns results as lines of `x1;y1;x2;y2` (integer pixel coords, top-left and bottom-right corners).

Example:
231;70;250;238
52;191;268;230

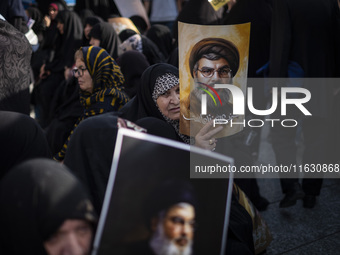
149;222;193;255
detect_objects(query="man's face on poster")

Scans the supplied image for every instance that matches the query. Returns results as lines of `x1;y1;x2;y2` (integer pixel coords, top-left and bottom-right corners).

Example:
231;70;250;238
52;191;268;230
150;203;195;255
194;57;232;86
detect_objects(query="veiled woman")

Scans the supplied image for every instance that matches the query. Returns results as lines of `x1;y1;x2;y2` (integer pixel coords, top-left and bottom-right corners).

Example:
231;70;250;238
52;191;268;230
54;46;129;161
34;9;83;128
117;50;150;98
88;22;121;60
120;63;222;149
0;158;97;255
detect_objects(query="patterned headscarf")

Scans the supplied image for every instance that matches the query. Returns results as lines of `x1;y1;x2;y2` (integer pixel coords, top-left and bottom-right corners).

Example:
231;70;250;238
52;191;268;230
0;20;32;113
119;63;190;143
54;46;129;161
79;46;129;116
152;73;191;144
152;73;179;103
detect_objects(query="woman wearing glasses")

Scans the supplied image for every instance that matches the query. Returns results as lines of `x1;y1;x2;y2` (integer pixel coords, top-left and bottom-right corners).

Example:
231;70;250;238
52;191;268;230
54;46;129;161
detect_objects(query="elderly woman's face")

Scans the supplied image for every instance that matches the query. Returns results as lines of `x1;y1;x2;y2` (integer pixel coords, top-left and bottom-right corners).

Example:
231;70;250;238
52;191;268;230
74;58;93;93
157;84;180;120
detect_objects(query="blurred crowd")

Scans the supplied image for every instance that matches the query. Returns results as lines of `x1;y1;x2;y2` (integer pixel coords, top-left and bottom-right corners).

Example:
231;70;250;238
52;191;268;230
1;0;340;254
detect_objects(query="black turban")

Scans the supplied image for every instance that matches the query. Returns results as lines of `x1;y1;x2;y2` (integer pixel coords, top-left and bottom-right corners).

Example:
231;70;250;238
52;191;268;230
144;180;198;224
189;37;240;77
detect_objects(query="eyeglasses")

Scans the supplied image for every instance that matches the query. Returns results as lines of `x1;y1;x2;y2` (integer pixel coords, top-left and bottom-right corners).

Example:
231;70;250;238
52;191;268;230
72;67;87;77
197;67;232;78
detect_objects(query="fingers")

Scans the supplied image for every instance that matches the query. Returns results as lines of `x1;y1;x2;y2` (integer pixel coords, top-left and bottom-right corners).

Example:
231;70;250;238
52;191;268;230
196;120;215;136
197;120;223;140
194;120;224;151
204;125;223;140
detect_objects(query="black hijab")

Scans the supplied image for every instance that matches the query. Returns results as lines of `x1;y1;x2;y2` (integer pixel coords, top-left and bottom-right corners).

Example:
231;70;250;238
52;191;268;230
0;158;97;255
47;10;83;70
64;114;119;213
82;15;103;46
85;15;103;27
0;111;52;179
129;15;148;34
146;24;174;60
73;0;120;21
78;8;95;26
119;63;178;122
63;114;178;214
173;0;224;45
117;50;150;98
88;22;121;59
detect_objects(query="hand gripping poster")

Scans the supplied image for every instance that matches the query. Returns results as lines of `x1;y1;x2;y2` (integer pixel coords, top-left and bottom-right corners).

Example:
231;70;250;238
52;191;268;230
179;22;250;139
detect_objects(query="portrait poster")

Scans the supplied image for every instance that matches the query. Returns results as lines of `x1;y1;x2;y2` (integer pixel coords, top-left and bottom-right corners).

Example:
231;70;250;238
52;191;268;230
178;22;250;138
92;129;234;255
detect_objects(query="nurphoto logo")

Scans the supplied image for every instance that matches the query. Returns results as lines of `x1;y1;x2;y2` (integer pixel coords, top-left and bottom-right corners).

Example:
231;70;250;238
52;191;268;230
198;84;312;128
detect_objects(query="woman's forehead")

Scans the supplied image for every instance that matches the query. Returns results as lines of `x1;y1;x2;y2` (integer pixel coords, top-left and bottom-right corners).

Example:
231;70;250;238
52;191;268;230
75;59;86;67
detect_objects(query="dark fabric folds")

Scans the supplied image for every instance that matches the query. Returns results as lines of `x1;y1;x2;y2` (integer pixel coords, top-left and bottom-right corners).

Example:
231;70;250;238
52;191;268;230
119;63;178;122
0;158;97;255
117;50;150;98
0;111;52;179
88;22;121;59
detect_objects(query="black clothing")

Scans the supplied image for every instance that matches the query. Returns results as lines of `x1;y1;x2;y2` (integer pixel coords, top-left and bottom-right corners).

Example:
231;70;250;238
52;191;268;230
119;29;165;65
167;47;179;68
222;0;273;206
124;240;156;255
34;10;83;127
140;35;165;65
269;0;340;196
50;10;83;71
129;15;148;34
226;196;255;255
88;22;121;59
223;0;272;78
0;111;52;179
45;77;83;154
0;158;97;255
120;63;178;122
82;15;103;46
26;7;45;44
74;0;120;21
36;0;68;16
146;24;174;60
117;50;150;98
173;0;224;44
63;114;178;214
64;114;119;213
78;8;95;26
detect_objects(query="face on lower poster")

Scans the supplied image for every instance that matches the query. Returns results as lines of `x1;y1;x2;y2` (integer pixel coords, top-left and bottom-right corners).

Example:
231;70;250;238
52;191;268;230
92;129;234;255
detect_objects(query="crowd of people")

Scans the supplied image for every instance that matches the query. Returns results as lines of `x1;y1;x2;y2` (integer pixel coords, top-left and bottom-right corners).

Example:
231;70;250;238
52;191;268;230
1;0;340;254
